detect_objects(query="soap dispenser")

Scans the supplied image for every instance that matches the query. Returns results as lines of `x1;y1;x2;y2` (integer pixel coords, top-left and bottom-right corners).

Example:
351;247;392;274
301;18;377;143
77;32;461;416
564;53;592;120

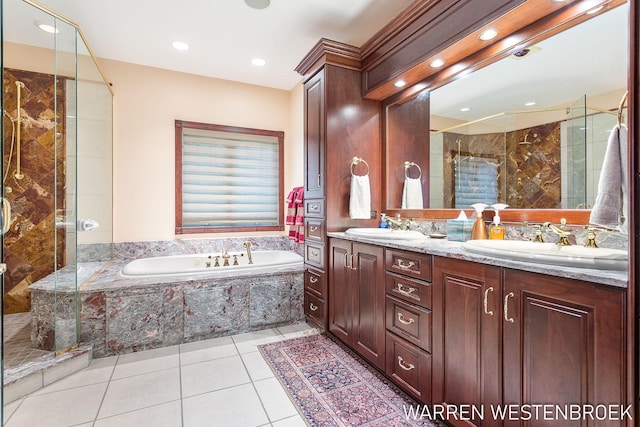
470;203;489;240
489;203;509;240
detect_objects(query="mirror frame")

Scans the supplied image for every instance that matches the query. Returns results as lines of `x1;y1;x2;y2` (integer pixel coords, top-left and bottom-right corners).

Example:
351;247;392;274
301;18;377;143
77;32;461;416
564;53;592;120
381;0;627;225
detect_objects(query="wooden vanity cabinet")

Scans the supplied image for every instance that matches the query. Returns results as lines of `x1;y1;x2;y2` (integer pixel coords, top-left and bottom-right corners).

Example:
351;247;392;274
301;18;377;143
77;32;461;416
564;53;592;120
384;249;433;403
329;238;386;370
433;256;627;427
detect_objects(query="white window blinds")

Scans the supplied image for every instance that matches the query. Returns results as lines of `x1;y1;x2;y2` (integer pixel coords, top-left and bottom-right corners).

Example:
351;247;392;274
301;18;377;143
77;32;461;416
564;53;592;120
180;126;281;229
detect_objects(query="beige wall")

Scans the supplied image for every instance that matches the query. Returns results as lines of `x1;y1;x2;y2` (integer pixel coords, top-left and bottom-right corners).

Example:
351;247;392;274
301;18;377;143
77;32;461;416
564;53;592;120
101;58;303;242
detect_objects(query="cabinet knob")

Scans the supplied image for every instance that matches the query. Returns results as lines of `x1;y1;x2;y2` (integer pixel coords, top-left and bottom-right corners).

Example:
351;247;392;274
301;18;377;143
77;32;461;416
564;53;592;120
397;312;415;325
309;303;318;311
397;356;415;371
504;292;515;323
484;287;494;316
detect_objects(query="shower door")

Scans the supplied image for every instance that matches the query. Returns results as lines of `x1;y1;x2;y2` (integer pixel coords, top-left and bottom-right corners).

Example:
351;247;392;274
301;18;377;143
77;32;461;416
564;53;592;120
562;95;588;209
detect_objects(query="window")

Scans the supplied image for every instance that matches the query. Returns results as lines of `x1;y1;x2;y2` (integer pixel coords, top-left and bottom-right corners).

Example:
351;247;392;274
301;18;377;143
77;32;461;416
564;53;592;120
175;120;284;234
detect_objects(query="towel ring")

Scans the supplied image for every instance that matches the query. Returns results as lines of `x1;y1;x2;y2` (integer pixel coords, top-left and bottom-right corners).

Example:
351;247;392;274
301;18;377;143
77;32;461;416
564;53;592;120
351;157;370;177
404;161;422;179
616;90;628;129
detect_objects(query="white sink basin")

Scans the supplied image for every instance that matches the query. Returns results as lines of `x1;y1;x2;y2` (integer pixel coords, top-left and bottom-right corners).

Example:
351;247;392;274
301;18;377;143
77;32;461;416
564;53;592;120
345;228;426;240
461;240;628;271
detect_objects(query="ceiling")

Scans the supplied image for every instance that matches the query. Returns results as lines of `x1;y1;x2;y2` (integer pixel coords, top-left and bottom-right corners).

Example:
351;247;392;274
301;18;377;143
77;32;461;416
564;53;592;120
4;0;414;91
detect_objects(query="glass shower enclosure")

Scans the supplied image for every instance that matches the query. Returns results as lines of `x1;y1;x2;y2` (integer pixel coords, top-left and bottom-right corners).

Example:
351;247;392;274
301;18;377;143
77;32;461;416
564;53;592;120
1;0;113;419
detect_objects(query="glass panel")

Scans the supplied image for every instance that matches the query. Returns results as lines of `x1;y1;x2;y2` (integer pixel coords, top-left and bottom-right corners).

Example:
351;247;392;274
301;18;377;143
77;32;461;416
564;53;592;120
562;95;587;209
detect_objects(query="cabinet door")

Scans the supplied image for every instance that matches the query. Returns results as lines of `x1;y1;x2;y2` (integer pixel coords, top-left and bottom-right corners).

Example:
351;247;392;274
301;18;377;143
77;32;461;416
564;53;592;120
353;242;385;370
432;257;503;427
502;270;626;427
303;70;325;199
328;238;353;343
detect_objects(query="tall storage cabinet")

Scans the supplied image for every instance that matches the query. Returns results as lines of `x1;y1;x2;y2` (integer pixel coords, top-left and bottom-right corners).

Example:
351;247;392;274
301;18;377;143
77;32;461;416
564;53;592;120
296;39;382;330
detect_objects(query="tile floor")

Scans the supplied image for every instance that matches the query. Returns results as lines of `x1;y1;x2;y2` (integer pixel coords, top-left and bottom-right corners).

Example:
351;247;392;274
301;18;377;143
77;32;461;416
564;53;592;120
4;322;321;427
3;313;51;368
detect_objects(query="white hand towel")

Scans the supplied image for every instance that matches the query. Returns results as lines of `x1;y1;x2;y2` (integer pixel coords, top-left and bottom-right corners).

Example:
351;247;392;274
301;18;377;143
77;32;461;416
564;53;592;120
402;177;423;209
350;175;371;219
590;124;628;233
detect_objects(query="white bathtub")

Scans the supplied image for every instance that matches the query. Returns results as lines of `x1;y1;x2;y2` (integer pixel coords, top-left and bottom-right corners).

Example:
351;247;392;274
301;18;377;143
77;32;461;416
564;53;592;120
119;250;303;279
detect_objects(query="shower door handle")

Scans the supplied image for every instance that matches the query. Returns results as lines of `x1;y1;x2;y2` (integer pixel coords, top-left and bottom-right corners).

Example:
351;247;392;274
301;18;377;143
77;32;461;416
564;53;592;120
1;197;11;235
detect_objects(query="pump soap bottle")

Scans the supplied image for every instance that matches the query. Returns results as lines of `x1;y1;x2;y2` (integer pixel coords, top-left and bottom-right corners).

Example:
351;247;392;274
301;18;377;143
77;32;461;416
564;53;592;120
470;203;489;240
489;203;509;240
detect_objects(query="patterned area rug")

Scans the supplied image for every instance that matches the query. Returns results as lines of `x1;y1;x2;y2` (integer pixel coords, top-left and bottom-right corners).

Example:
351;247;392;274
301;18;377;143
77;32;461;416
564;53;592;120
259;333;441;427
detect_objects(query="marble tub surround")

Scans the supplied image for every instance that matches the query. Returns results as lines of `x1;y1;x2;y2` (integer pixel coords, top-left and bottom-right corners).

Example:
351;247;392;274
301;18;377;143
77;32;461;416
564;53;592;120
30;255;304;357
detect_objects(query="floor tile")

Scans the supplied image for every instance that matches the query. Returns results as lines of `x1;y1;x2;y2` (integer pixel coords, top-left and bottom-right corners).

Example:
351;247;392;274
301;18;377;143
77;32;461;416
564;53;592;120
98;367;181;419
179;336;238;366
254;377;299;422
183;383;269;427
33;356;117;395
94;400;182;427
2;398;23;423
271;414;307;427
232;328;284;354
181;355;250;397
111;346;179;380
5;382;107;427
241;351;275;381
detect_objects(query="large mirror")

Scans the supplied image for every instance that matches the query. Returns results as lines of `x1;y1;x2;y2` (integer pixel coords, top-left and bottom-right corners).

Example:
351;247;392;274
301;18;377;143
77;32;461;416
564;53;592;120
392;2;628;212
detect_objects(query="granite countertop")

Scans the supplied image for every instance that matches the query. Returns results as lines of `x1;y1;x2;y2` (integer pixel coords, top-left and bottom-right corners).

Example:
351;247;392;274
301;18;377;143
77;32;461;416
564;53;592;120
328;232;628;289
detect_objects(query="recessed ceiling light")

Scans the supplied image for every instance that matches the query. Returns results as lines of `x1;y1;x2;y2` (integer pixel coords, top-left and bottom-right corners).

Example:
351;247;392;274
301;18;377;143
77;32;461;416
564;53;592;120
478;29;498;41
525;101;536;106
550;0;567;3
244;0;270;9
394;80;406;88
460;107;471;112
172;41;189;51
252;58;266;66
430;58;445;68
35;21;58;34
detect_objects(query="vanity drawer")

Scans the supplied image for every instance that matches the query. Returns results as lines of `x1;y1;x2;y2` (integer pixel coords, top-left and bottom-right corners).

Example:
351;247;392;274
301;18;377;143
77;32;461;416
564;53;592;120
305;267;326;297
304;199;325;218
305;218;325;242
385;249;431;281
386;272;432;309
304;291;325;328
385;331;432;404
304;242;325;268
386;295;431;352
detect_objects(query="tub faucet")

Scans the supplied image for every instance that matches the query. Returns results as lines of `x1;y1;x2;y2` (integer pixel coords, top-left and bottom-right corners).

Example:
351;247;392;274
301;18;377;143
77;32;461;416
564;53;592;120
243;241;253;264
221;248;230;266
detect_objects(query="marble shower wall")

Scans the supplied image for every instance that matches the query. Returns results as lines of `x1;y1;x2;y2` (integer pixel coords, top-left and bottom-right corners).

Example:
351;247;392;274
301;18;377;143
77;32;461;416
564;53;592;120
3;68;67;314
441;122;561;209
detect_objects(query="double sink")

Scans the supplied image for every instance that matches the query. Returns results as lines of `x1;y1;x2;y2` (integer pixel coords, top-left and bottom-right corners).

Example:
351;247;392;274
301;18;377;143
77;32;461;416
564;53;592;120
344;228;628;271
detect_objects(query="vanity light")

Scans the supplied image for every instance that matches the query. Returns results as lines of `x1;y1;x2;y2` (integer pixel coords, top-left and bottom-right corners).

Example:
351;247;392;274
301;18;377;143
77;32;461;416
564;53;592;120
478;29;498;41
525;101;536;106
430;58;445;68
35;21;58;34
172;41;189;51
252;58;266;66
394;80;406;88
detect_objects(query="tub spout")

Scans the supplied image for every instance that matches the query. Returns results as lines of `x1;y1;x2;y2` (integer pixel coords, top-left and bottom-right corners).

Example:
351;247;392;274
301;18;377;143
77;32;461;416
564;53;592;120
243;241;254;264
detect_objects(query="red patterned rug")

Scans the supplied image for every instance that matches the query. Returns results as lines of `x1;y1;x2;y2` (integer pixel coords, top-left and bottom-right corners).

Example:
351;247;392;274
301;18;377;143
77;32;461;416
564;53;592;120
259;333;441;427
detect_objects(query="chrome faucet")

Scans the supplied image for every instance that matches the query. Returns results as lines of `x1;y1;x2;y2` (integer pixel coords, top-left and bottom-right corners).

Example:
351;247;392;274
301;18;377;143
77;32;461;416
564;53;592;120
243;241;253;264
543;218;573;246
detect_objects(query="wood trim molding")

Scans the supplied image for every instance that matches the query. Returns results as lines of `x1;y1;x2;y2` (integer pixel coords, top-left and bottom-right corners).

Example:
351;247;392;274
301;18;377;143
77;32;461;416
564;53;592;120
294;38;362;80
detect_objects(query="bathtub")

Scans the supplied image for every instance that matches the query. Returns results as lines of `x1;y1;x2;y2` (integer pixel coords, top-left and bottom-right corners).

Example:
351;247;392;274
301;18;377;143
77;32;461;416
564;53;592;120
119;249;303;278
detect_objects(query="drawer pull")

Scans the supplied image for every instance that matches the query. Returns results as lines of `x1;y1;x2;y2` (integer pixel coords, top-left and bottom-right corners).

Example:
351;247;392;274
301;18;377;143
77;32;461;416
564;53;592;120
310;226;318;232
504;292;515;323
309;276;318;284
309;303;318;311
484;287;494;316
311;204;319;210
310;250;319;257
398;356;415;371
397;312;415;325
396;283;417;296
396;259;416;270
